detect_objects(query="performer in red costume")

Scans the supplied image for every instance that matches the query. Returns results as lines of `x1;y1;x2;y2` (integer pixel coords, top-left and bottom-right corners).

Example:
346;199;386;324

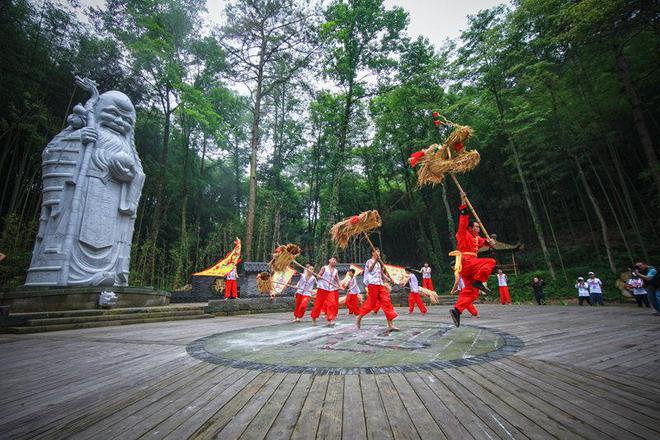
449;192;496;327
356;248;399;331
311;257;341;327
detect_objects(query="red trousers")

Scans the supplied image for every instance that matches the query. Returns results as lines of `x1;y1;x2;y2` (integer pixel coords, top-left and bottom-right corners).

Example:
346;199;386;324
422;278;434;290
345;293;360;315
359;284;397;321
408;292;427;314
294;293;311;318
311;288;338;321
455;288;479;316
224;279;237;298
499;286;511;304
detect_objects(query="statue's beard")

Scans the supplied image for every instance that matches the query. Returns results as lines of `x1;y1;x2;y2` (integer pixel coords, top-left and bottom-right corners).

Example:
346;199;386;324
91;126;134;173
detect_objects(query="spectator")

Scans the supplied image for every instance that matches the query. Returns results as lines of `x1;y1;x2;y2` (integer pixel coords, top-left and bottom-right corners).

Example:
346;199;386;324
587;272;604;306
634;262;659;316
575;277;591;306
532;276;545;305
626;270;650;308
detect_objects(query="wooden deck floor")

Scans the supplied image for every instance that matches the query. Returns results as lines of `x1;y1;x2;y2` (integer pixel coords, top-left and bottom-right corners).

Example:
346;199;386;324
1;304;659;439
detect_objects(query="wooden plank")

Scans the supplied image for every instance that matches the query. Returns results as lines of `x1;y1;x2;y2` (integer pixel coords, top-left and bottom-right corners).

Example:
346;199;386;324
374;374;420;440
492;358;660;439
290;374;329;440
388;373;445;440
459;363;605;440
162;369;262;440
360;374;393;440
186;371;274;439
239;373;300;440
214;372;287;439
402;372;474;440
431;369;527;440
341;375;367;440
317;375;344;439
265;374;314;440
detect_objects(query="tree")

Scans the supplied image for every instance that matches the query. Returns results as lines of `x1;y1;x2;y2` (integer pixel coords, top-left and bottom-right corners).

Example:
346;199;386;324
219;0;316;260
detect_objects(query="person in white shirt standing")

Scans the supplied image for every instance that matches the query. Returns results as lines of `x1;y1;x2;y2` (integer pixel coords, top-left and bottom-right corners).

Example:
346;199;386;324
575;277;592;306
496;269;511;304
587;271;604;305
626;271;650;308
224;266;239;299
420;263;434;290
310;257;341;326
405;267;427;314
293;265;317;322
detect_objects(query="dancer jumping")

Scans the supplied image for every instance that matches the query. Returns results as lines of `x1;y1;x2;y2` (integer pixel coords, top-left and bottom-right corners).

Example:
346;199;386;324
449;192;496;327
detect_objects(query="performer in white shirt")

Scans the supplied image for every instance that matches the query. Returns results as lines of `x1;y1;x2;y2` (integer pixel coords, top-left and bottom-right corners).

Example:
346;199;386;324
224;266;239;299
420;263;434;290
405;267;427;314
496;269;511;304
575;277;591;306
344;268;361;315
293;265;317;322
310;257;341;326
356;248;398;331
587;272;604;306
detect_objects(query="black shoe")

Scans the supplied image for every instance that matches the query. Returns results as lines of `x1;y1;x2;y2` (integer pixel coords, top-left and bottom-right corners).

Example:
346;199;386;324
472;281;491;294
450;308;461;327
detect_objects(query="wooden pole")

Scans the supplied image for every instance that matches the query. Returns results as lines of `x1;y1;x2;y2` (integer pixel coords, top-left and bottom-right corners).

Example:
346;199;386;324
362;231;393;281
449;174;491;240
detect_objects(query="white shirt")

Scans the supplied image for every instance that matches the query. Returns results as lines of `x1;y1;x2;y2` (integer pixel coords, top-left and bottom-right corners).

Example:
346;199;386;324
296;275;316;297
318;265;338;291
365;259;383;286
347;277;360;294
497;273;508;287
575;282;590;297
226;267;237;280
457;276;465;291
587;277;602;293
408;273;419;293
627;278;646;295
421;267;432;279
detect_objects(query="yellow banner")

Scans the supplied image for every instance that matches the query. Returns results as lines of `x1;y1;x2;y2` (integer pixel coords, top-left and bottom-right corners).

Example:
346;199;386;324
272;266;296;295
193;238;241;277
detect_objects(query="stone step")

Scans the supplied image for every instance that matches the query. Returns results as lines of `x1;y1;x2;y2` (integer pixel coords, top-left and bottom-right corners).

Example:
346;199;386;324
4;313;213;334
24;309;205;326
8;304;207;320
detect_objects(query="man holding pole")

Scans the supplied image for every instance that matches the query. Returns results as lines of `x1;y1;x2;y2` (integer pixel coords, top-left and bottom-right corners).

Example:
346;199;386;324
449;192;496;327
356;248;399;332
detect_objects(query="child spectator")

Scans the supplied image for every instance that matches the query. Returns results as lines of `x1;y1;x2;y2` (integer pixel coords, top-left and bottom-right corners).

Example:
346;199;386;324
575;277;591;306
587;272;604;306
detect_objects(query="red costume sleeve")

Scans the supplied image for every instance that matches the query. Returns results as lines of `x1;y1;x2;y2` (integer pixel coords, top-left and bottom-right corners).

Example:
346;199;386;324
456;204;469;243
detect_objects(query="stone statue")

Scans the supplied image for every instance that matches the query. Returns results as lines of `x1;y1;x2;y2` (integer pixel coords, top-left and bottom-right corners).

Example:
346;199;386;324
25;77;145;287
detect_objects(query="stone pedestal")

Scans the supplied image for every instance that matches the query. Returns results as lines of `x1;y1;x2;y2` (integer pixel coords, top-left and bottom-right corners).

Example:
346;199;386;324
0;286;170;313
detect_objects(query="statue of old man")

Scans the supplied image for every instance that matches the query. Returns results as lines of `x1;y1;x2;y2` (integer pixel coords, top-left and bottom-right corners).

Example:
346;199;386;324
25;78;145;287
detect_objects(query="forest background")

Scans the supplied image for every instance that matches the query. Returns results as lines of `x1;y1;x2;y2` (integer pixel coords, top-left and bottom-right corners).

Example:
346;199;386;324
1;0;658;302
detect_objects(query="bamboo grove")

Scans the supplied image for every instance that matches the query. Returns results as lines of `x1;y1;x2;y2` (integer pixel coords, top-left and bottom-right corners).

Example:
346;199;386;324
0;0;658;290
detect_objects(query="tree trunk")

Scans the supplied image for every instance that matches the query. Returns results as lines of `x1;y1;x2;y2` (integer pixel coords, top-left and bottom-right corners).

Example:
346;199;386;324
615;51;660;199
574;157;617;273
244;77;263;261
146;98;172;284
534;179;567;280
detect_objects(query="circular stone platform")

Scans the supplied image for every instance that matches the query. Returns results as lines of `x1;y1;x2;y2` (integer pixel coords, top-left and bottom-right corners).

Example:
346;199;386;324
187;320;523;375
